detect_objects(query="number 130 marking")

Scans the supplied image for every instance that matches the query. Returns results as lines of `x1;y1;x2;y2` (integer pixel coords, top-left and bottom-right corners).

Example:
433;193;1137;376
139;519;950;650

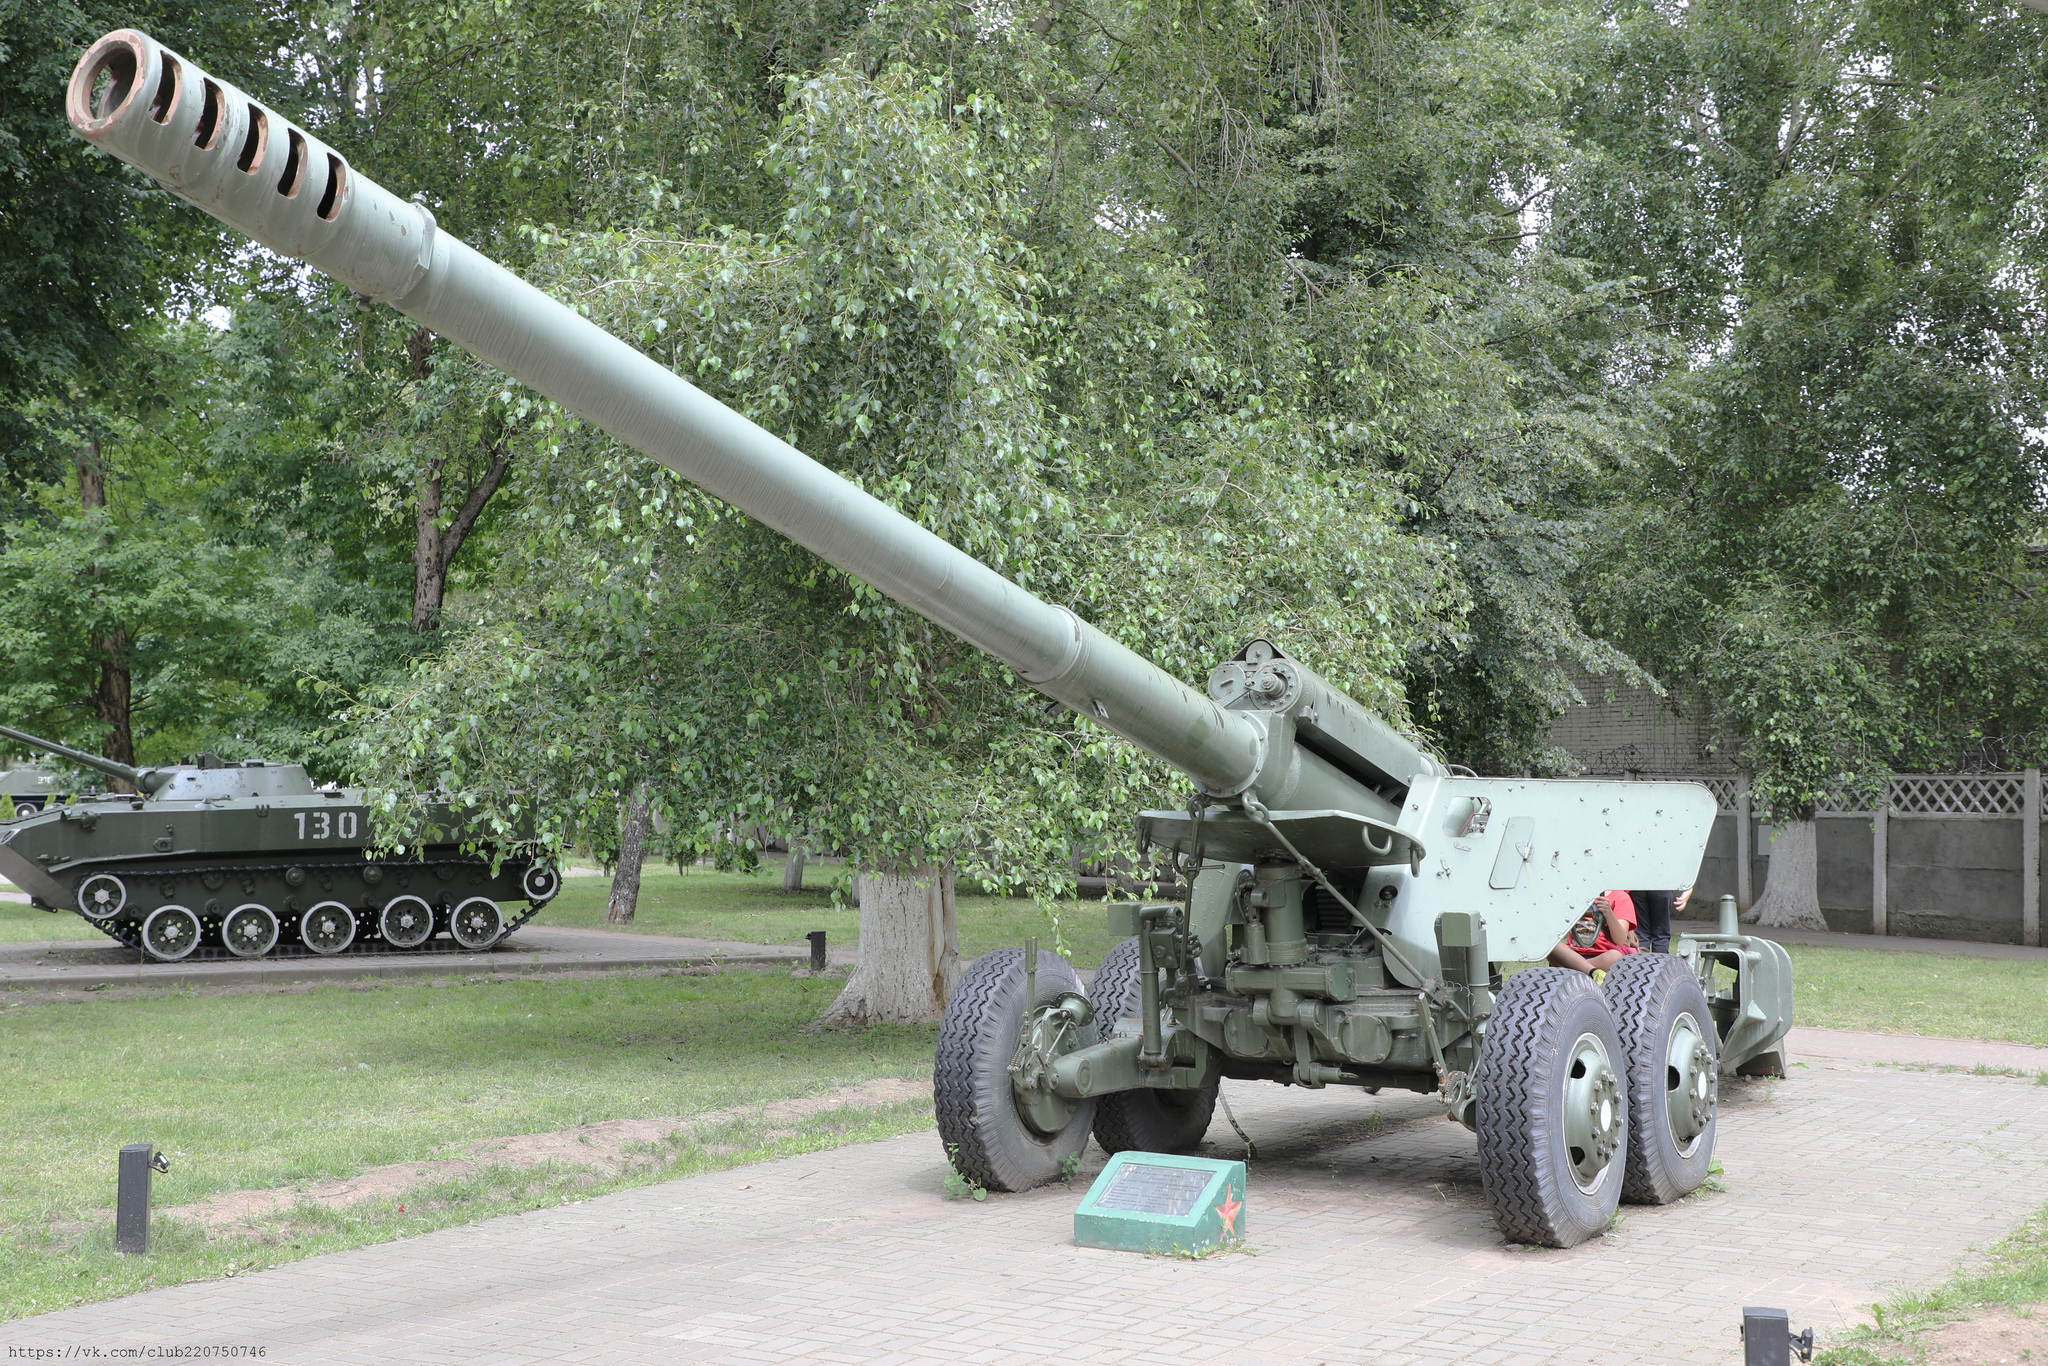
294;810;359;841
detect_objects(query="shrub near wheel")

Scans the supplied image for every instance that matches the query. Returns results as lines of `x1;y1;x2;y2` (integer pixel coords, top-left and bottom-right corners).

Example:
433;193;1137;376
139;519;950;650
1474;967;1629;1248
1088;938;1218;1154
1603;954;1719;1204
935;947;1098;1193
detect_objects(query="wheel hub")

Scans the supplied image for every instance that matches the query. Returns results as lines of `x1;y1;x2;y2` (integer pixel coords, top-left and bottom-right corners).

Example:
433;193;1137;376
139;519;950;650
1010;993;1092;1136
1562;1031;1623;1194
1665;1011;1717;1152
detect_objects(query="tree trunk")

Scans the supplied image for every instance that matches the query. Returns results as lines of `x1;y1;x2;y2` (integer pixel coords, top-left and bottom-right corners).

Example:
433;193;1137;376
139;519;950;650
1745;816;1829;931
93;625;135;774
404;327;516;634
76;436;135;785
782;842;806;892
411;455;448;632
606;783;652;925
818;864;960;1026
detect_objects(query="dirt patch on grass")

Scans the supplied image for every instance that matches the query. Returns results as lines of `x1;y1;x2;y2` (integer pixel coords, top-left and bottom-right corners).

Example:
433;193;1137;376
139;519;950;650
1916;1305;2048;1363
158;1077;929;1232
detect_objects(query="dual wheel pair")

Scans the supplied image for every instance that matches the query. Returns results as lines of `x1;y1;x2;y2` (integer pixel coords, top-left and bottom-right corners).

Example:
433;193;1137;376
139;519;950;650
934;944;1717;1250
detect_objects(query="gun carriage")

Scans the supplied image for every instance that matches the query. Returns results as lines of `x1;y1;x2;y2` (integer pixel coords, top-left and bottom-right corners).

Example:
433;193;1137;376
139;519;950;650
64;31;1792;1244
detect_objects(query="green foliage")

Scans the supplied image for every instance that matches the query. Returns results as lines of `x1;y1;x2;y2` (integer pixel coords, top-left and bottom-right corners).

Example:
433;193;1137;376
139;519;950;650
942;1144;989;1200
348;0;1702;873
1568;0;2048;813
349;53;1465;885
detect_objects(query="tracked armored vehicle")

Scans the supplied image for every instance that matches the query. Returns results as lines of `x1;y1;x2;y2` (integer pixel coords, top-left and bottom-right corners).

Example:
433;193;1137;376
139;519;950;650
0;762;70;816
0;725;559;962
64;31;1793;1246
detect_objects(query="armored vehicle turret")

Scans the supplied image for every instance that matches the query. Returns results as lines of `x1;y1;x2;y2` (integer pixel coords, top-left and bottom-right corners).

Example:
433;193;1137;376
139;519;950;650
64;30;1791;1247
0;724;559;961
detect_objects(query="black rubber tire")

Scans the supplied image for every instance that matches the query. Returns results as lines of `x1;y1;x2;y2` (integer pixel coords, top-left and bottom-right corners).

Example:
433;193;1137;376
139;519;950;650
1605;954;1719;1204
1474;967;1628;1248
934;947;1098;1193
1087;938;1217;1154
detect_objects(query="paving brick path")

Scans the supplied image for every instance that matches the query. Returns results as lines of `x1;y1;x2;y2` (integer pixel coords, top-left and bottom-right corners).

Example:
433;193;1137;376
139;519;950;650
9;1028;2047;1365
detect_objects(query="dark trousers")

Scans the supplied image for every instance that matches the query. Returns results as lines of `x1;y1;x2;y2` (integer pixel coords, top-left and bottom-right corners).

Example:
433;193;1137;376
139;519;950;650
1628;890;1675;954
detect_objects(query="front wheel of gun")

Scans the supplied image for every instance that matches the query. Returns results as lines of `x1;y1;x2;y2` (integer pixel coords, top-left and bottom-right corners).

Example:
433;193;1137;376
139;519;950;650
1474;967;1628;1248
934;947;1097;1193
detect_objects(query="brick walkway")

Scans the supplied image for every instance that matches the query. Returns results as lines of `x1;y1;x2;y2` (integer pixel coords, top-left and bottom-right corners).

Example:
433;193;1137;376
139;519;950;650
8;1028;2047;1364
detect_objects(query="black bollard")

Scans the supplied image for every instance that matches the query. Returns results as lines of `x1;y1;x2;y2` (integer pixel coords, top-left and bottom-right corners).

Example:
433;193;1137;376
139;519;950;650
806;930;827;971
1741;1307;1814;1366
115;1144;169;1255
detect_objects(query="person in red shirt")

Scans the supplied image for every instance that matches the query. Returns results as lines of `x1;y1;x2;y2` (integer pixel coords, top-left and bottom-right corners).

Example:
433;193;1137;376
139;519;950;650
1547;890;1640;976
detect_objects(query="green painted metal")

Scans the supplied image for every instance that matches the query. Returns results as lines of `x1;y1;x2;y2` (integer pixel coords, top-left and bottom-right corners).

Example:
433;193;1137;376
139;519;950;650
0;725;553;960
61;30;1797;1241
0;763;68;810
1676;898;1796;1076
1073;1152;1246;1254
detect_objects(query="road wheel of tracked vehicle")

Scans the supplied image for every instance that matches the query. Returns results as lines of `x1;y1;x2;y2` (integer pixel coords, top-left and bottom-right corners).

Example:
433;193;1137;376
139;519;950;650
76;872;127;921
520;862;561;903
1474;967;1628;1248
1604;954;1719;1204
13;801;39;818
380;895;436;949
449;896;505;950
935;947;1098;1193
221;904;279;959
141;904;202;962
300;901;357;955
1087;937;1218;1154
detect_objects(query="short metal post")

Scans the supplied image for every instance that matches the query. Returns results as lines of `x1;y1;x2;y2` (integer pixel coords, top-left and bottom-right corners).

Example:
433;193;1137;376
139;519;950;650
2025;769;2041;949
1718;894;1739;938
1023;935;1038;1013
1736;781;1753;912
115;1144;156;1255
1871;801;1888;938
805;929;827;970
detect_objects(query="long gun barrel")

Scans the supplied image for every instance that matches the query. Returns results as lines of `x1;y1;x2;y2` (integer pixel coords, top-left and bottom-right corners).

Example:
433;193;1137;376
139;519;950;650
0;724;168;794
63;30;1435;821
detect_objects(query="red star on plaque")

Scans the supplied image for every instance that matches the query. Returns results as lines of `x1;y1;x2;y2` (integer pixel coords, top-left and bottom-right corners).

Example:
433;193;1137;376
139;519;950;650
1216;1187;1242;1236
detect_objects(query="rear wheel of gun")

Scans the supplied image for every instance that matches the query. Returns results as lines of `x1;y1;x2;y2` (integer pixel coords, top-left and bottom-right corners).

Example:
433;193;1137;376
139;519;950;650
1087;938;1217;1154
935;947;1098;1193
1474;967;1628;1248
1604;954;1718;1203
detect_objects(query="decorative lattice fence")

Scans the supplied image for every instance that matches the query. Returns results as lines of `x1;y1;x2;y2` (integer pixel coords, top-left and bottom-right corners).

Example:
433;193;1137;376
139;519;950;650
1624;770;2041;946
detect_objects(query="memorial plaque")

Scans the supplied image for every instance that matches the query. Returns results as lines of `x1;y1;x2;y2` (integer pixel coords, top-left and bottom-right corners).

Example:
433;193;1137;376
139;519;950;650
1073;1151;1246;1254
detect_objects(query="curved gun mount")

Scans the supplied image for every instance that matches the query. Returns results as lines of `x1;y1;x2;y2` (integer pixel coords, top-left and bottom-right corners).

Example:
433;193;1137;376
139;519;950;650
0;724;558;962
66;31;1791;1246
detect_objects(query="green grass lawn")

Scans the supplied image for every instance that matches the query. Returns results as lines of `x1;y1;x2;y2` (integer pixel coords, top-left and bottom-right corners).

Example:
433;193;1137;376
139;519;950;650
1816;1204;2048;1364
1503;942;2048;1048
1780;944;2048;1049
2;862;1127;964
7;867;2048;1325
542;861;1124;968
0;899;102;942
0;970;937;1321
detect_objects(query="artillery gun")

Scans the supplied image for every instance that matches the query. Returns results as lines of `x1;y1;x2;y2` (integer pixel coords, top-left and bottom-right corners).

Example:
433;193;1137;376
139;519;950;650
0;724;560;961
64;31;1792;1246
